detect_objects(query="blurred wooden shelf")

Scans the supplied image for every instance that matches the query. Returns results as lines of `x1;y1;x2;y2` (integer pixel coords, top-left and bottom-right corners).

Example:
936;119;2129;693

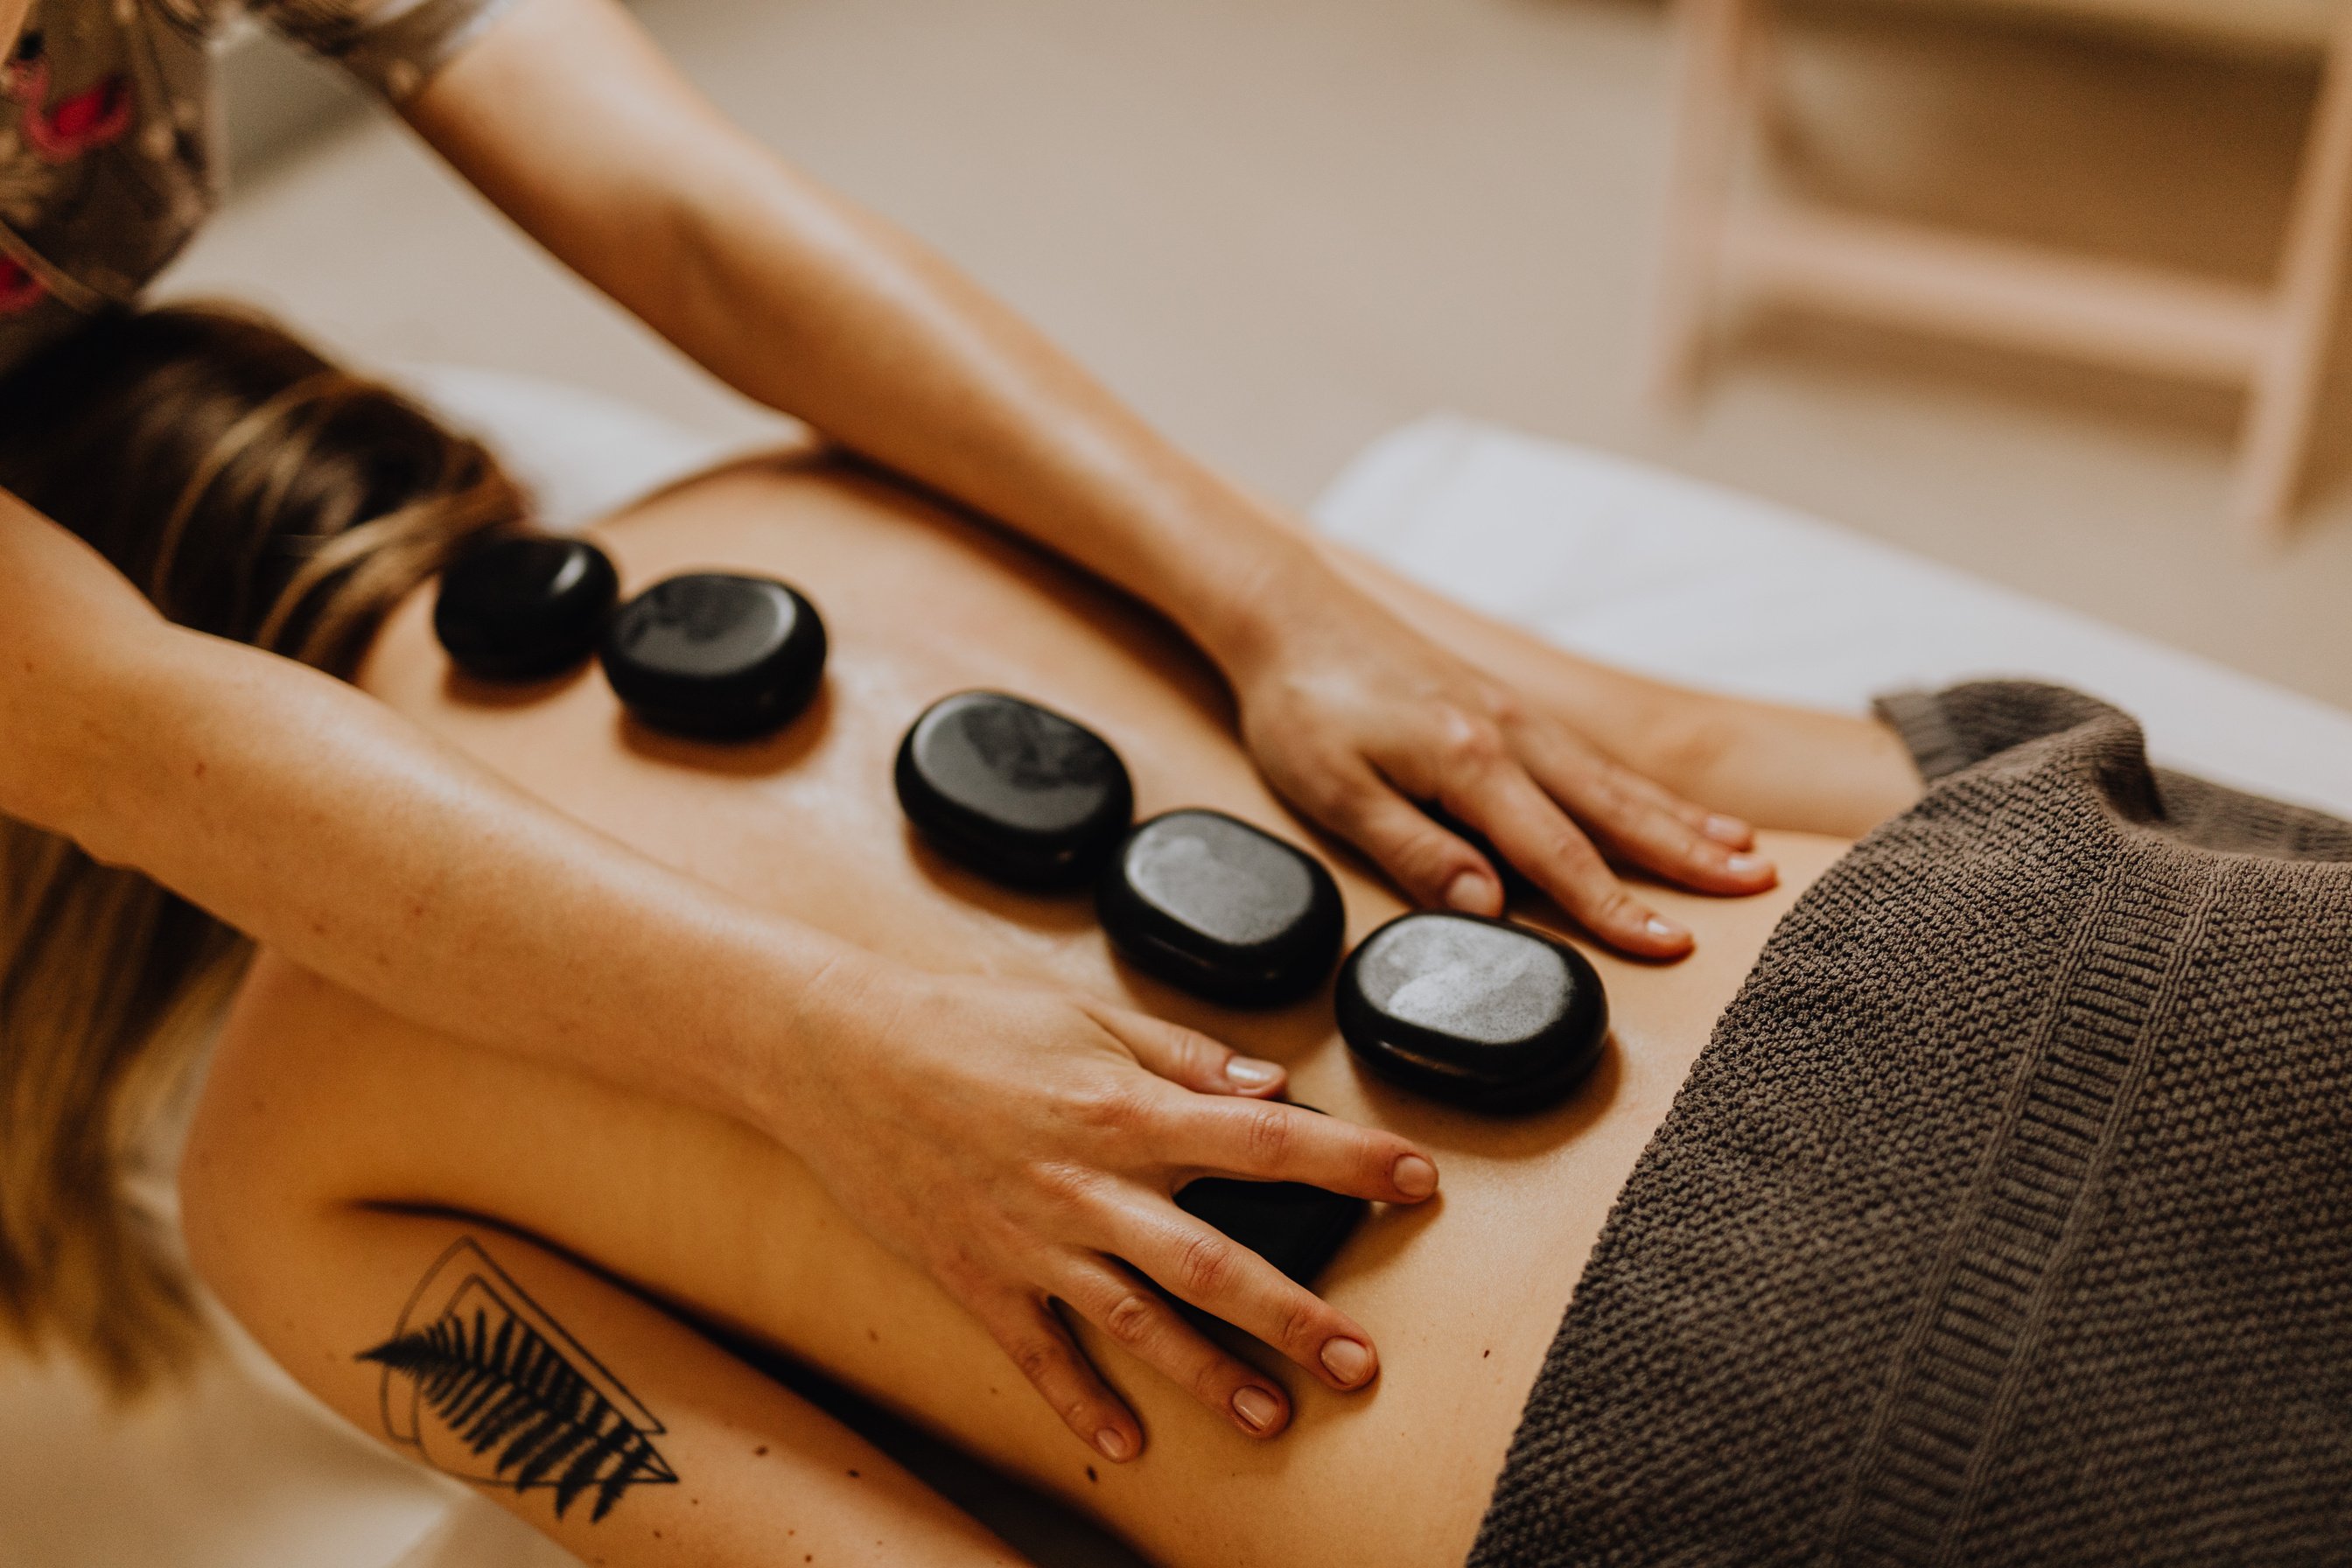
1889;0;2345;55
1653;0;2352;545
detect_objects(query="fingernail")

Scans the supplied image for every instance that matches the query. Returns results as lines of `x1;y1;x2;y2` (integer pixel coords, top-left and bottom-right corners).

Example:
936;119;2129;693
1644;915;1689;942
1726;854;1769;877
1224;1057;1282;1089
1392;1153;1438;1198
1704;814;1750;845
1096;1427;1133;1462
1230;1386;1280;1432
1320;1337;1374;1386
1445;871;1499;914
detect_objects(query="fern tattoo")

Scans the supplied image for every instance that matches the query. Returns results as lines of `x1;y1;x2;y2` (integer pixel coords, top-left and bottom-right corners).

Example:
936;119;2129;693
359;1238;677;1523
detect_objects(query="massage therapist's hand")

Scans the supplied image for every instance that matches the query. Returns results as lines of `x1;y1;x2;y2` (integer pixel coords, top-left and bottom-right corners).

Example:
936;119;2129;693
773;956;1437;1460
1221;556;1775;958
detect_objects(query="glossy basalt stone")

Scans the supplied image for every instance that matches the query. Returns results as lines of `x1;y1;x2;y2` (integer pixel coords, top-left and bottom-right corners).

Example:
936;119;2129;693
599;571;827;741
1096;808;1345;1007
1177;1115;1365;1289
1336;911;1607;1112
894;691;1134;888
432;534;620;682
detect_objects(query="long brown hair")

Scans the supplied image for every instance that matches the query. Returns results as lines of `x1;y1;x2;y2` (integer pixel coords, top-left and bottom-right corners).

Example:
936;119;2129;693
0;304;528;1396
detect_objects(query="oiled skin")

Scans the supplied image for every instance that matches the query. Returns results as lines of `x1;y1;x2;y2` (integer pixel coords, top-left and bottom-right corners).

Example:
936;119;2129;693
183;456;1885;1568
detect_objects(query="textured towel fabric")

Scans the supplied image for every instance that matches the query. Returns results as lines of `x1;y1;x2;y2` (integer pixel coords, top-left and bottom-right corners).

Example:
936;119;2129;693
1468;682;2352;1568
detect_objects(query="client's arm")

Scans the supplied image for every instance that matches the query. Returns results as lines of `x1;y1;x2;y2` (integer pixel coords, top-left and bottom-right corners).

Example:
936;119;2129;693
0;490;1432;1459
400;0;1774;959
181;1197;1027;1567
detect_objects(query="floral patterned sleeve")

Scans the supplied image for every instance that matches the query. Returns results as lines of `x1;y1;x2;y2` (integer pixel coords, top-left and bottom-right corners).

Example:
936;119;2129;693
246;0;518;101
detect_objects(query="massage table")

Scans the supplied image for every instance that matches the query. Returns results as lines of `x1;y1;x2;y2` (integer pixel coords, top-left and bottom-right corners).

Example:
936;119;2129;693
4;375;2346;1568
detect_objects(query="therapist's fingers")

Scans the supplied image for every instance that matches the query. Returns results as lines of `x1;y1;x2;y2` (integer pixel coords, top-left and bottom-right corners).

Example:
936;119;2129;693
1099;1004;1292;1099
1513;724;1776;897
1438;758;1693;956
1312;760;1507;915
1055;1253;1299;1439
1150;1093;1439;1206
1093;1200;1382;1398
976;1291;1143;1462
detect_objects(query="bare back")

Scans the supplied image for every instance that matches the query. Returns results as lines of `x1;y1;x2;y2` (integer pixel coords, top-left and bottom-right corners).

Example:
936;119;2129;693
186;454;1855;1567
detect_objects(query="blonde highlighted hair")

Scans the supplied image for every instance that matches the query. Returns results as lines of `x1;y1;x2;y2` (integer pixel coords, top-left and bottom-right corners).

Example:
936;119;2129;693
0;305;527;1396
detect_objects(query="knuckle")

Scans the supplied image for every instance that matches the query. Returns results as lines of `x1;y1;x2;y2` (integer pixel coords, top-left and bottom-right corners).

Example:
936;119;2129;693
1102;1291;1161;1348
1068;1076;1154;1133
1030;1158;1100;1215
1238;1102;1293;1166
1585;769;1637;820
1011;1336;1061;1384
1306;766;1371;821
1434;708;1506;771
1456;726;1508;771
1175;1229;1237;1297
1413;829;1478;882
1479;684;1524;730
1278;1296;1328;1354
1539;827;1602;877
1167;1029;1222;1084
1594;887;1645;926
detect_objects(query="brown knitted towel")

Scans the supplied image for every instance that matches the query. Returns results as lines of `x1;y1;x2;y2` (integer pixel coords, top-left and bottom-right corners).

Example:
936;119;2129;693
1468;682;2352;1568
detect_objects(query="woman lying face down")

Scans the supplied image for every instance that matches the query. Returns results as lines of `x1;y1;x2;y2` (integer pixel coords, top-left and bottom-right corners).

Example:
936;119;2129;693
103;311;1916;1567
44;312;2346;1567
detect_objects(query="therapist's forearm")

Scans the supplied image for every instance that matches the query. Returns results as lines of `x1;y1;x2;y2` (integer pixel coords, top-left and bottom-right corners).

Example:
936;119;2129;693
662;164;1310;664
408;0;1311;671
2;498;850;1130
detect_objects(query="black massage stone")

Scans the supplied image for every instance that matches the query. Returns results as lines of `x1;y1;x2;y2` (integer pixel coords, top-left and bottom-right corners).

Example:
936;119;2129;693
895;691;1134;888
1096;808;1344;1007
432;534;620;682
599;571;826;741
1177;1125;1364;1290
1336;912;1607;1112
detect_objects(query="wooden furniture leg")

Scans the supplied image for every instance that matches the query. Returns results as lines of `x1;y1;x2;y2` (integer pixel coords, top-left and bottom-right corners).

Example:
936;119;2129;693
2232;10;2352;545
1649;0;1764;409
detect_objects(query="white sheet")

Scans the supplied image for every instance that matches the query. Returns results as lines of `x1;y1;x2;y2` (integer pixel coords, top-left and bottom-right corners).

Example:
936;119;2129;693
9;389;2347;1568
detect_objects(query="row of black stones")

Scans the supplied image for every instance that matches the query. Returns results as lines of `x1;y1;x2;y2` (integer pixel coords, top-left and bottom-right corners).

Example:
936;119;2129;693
433;535;827;741
894;690;1612;1290
894;690;1608;1105
431;536;1610;1290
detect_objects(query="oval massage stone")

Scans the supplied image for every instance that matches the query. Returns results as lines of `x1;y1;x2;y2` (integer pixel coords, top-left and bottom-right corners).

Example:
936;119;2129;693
895;691;1134;888
1096;808;1345;1007
1337;912;1607;1112
599;571;826;741
432;534;620;682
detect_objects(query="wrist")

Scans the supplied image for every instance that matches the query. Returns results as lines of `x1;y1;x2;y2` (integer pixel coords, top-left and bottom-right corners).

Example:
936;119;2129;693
735;934;904;1143
1177;521;1332;685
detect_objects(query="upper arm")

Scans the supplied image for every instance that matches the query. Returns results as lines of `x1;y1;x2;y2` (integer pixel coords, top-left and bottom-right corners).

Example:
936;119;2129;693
178;959;1027;1568
400;0;758;311
189;1207;1028;1566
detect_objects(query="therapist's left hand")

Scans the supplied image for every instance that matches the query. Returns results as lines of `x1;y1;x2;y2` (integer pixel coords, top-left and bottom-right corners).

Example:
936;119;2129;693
1220;563;1774;958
